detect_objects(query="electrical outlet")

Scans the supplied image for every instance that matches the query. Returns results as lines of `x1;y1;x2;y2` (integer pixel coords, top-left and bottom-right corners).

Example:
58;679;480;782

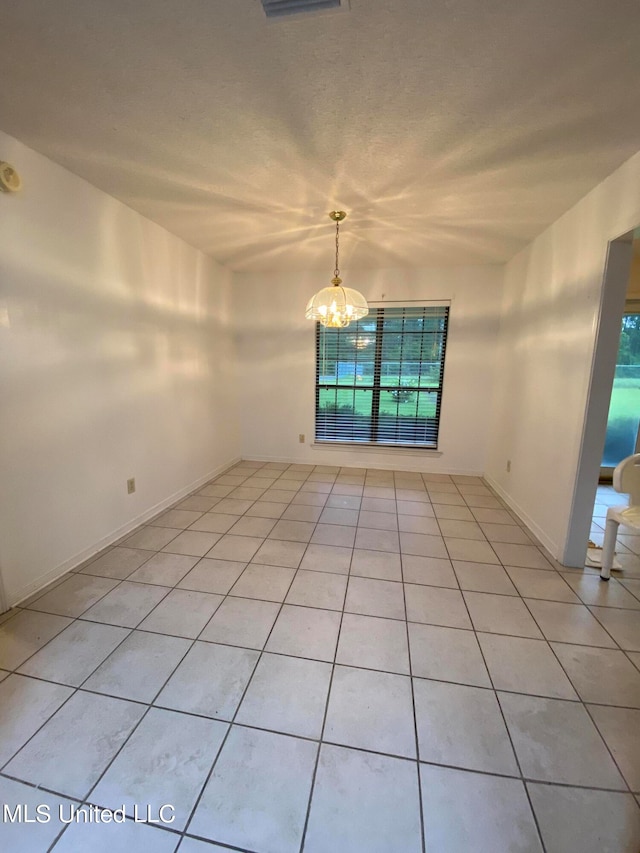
506;460;511;473
127;478;136;494
299;434;305;443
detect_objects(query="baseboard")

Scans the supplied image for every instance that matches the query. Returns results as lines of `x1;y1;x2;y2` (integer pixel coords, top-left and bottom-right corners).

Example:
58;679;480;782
244;453;484;477
484;475;561;561
11;456;241;608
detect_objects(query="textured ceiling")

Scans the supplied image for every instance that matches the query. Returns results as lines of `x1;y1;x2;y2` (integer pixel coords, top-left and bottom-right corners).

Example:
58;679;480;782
1;0;639;271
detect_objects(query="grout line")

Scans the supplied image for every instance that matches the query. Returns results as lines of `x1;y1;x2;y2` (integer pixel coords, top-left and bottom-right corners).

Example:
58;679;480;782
2;463;640;852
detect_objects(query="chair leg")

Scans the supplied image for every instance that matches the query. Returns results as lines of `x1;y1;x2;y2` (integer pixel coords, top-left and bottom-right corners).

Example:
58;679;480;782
600;517;619;581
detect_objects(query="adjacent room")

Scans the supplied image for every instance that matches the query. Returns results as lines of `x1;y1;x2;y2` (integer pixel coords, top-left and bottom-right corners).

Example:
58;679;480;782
1;1;640;851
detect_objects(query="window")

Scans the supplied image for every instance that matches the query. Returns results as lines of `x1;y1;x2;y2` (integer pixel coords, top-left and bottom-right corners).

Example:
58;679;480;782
315;305;449;447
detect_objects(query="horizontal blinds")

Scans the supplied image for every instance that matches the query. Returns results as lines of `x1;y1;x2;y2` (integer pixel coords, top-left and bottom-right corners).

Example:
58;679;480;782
315;305;449;447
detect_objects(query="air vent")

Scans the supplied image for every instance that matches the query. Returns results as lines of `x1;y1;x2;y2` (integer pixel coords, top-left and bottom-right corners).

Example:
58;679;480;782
260;0;349;20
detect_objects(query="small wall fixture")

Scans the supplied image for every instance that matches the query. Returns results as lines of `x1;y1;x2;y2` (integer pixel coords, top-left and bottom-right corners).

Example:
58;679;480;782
305;211;369;328
0;162;21;193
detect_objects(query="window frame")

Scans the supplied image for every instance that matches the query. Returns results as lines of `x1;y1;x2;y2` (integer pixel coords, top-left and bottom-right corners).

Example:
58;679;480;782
314;303;450;449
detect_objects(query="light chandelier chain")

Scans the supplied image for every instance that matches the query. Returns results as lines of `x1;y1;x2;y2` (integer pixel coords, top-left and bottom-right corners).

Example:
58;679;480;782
334;218;340;278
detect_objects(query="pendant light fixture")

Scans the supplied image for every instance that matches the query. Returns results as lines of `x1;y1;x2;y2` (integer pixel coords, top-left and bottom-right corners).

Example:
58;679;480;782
305;211;369;328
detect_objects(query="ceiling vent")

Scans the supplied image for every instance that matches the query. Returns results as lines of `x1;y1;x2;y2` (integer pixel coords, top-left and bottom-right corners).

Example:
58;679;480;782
260;0;349;21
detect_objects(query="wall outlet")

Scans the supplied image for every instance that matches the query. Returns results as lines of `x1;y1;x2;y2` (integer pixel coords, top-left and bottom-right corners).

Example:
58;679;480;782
506;460;511;473
127;478;136;494
299;433;305;443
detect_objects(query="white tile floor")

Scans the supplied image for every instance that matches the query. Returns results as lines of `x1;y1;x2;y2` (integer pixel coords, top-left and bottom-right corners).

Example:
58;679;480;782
1;469;640;852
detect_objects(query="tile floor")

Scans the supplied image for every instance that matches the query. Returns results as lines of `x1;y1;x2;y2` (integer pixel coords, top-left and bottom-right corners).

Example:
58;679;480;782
1;467;640;852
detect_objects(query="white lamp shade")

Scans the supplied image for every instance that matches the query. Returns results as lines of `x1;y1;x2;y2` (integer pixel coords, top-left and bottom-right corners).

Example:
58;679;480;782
305;285;369;328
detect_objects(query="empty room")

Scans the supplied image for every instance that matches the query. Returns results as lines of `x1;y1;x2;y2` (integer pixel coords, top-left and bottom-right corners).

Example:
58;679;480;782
1;1;640;851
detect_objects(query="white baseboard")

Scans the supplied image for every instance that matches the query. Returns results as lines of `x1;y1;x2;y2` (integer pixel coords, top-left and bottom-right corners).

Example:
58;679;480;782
484;475;561;562
11;456;241;608
244;453;484;477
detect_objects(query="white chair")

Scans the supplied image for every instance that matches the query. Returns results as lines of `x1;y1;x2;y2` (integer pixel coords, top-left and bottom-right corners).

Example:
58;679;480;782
600;453;640;580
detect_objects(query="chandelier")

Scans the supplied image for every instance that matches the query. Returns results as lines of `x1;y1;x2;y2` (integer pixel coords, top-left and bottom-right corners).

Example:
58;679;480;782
305;211;369;328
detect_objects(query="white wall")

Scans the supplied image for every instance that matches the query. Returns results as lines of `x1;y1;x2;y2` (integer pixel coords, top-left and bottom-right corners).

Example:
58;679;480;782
0;131;240;606
486;150;640;564
233;266;503;474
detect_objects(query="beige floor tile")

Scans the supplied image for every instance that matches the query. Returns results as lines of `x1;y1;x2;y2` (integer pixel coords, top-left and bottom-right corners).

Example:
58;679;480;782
408;622;490;687
478;633;577;699
236;653;332;739
81;547;153;580
285;569;348;610
227;515;277;537
299;543;353;575
506;566;580;602
499;692;625;788
0;674;73;766
400;532;449;558
325;666;416;758
138;589;223;638
4;691;145;799
127;552;198;586
438;519;486;541
80;581;170;628
526;600;617;647
528;783;640;853
588;704;640;790
188;512;240;533
246;499;289;517
319;507;359;526
266;605;341;661
444;537;500;564
122;525;180;551
405;584;471;629
397;514;439;535
177;557;246;594
189;726;317;853
414;679;518;774
350;549;402;581
0;609;73;669
199;596;279;649
401;554;458;588
589;606;640;651
281;504;323;523
564;574;640;608
149;509;203;529
269;519;316;542
355;527;400;553
162;530;222;557
306;744;421;853
0;777;75;852
155;641;259;719
358;510;399;530
18;620;129;686
337;613;410;674
491;543;553;569
230;564;296;602
432;503;475;521
205;534;263;562
175;495;220;512
28;573;120;616
345;577;406;620
552;642;640;706
479;522;533;544
252;538;307;568
91;707;228;831
421;766;542;853
464;591;543;638
397;500;436;517
84;630;190;702
453;561;517;595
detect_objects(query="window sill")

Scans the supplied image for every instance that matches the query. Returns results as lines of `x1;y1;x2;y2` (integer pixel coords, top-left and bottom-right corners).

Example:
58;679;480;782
312;441;443;456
